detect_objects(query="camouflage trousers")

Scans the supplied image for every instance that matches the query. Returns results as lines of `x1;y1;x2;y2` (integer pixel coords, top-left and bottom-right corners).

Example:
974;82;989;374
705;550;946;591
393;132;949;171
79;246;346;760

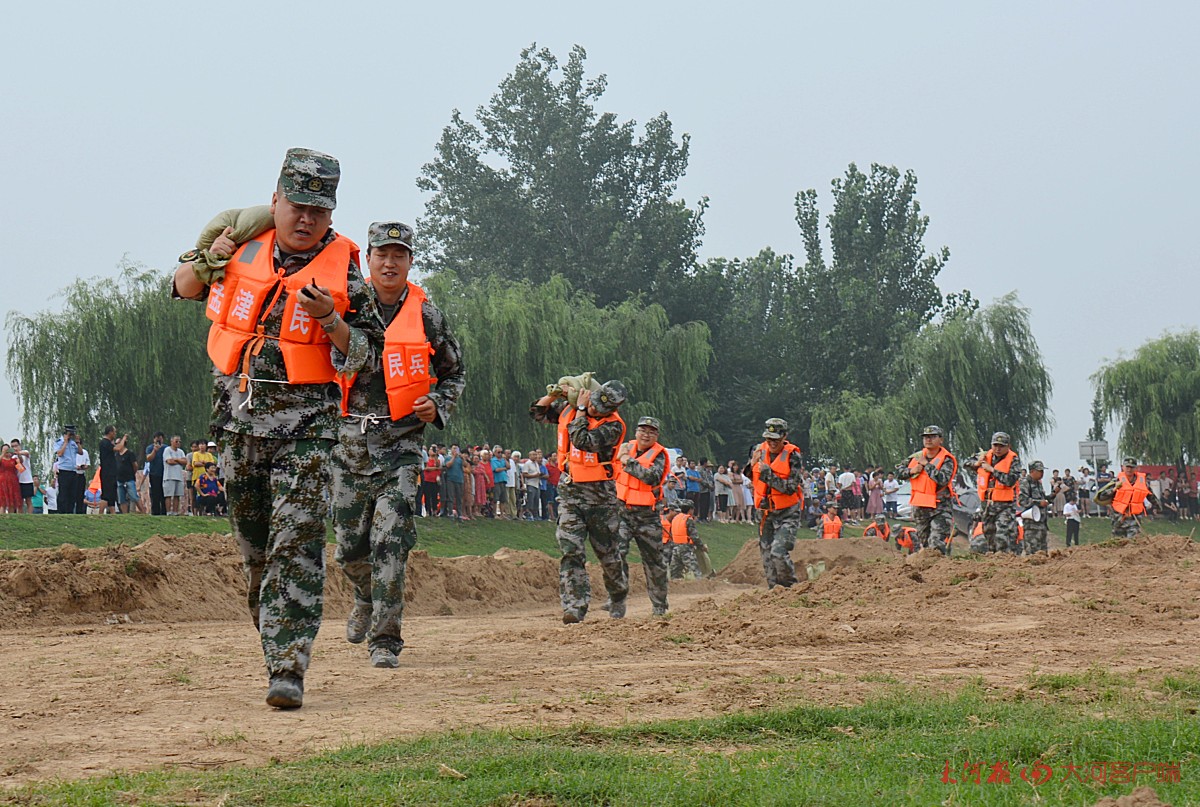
979;504;1019;554
557;498;627;619
617;505;669;613
759;503;801;588
667;543;702;580
331;461;419;655
1111;512;1142;538
220;433;332;679
1022;521;1049;554
914;502;952;556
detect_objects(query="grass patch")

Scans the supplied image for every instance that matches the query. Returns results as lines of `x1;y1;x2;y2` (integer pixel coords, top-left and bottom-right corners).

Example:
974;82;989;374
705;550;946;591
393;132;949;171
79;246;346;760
9;688;1196;806
0;516;758;573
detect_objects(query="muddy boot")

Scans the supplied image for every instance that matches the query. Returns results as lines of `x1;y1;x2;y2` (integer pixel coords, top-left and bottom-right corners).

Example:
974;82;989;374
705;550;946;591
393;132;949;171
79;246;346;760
370;647;400;669
266;674;303;709
608;599;626;619
562;609;583;624
346;602;371;644
599;599;612;612
651;606;668;617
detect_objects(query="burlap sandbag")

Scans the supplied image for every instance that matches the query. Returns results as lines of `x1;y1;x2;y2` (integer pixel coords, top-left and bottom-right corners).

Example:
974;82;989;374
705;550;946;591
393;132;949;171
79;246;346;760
546;372;602;407
190;205;275;284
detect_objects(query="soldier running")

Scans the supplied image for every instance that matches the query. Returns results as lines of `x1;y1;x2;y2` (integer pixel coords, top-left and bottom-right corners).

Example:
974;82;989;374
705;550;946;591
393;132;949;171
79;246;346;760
896;425;958;556
750;418;804;588
1017;460;1051;553
613;416;672;616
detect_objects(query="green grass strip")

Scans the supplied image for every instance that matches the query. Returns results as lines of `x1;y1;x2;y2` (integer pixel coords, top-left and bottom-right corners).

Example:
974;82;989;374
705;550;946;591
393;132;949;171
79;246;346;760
8;688;1197;806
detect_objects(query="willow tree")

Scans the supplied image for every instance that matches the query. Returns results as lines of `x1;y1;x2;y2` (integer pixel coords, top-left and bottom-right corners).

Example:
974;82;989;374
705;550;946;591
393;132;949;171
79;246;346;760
423;273;713;455
903;292;1053;454
810;391;915;469
1092;329;1200;465
6;260;211;454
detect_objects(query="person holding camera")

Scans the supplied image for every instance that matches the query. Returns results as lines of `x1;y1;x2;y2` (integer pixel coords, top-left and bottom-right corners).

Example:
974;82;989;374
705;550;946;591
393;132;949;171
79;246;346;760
53;426;81;514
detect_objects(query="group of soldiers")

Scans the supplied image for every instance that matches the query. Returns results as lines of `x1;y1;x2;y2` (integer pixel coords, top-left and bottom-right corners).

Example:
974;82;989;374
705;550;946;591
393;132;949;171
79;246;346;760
528;387;711;622
171;148;1162;710
174;148;465;709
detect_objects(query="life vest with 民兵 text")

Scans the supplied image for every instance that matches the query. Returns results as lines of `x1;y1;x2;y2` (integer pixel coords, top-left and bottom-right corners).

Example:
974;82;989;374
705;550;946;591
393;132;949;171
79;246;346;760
1112;471;1151;516
614;442;669;506
821;513;842;540
977;449;1019;503
205;228;355;389
908;447;957;509
566;412;626;483
751;442;803;511
378;282;435;420
205;228;355;387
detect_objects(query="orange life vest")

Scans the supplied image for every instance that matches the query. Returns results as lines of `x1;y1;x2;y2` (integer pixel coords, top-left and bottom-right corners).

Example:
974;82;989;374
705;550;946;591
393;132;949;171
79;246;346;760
379;282;435;420
206;228;355;386
908;447;957;509
821;513;842;540
557;407;575;469
864;523;891;541
977;449;1019;502
1112;471;1150;516
751;441;803;510
566;412;627;483
614;442;669;506
670;512;694;544
661;514;672;544
972;521;983;537
897;526;916;551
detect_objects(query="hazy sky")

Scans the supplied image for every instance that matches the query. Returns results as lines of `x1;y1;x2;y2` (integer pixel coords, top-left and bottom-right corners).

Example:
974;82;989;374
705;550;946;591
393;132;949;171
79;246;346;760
3;1;1196;466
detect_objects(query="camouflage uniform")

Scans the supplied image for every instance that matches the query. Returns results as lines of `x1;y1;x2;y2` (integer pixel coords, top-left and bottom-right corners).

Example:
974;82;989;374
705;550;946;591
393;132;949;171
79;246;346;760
616;446;670;614
1110;512;1142;539
1016;473;1050;553
978;453;1024;554
178;150;384;690
757;455;805;589
668;514;703;579
896;451;956;555
332;238;464;659
530;398;627;621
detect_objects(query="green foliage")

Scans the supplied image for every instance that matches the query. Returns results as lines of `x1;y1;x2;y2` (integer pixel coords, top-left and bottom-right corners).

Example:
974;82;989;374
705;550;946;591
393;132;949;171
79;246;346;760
1092;329;1200;464
417;44;705;316
425;273;714;456
5;260;211;455
795;163;954;397
810;391;914;468
904;292;1054;452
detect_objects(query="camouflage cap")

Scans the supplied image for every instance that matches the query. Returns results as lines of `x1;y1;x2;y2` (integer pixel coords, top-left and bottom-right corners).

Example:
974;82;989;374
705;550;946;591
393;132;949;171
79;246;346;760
636;416;661;431
368;221;415;252
1123;457;1139;467
591;380;627;414
762;418;788;439
1028;460;1045;471
677;499;694;512
991;431;1011;446
278;148;339;210
875;514;886;522
922;425;943;437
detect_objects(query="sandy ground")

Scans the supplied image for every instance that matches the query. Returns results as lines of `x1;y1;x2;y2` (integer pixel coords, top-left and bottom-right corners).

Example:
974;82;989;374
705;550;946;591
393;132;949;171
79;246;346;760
1;532;1197;788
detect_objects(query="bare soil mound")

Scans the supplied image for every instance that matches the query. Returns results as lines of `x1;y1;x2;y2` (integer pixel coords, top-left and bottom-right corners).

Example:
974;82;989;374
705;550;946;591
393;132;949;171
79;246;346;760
535;534;1200;658
721;534;897;584
0;534;602;627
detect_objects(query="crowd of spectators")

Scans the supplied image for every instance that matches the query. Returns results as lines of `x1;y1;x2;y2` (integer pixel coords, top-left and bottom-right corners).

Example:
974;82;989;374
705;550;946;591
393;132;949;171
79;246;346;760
6;430;1199;529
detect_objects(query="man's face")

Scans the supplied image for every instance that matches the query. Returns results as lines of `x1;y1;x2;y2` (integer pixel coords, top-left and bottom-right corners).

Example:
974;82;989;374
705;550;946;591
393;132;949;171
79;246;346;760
171;437;181;448
923;435;942;450
765;437;784;453
271;192;333;253
367;245;413;300
992;443;1009;458
1030;469;1044;481
635;426;657;450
